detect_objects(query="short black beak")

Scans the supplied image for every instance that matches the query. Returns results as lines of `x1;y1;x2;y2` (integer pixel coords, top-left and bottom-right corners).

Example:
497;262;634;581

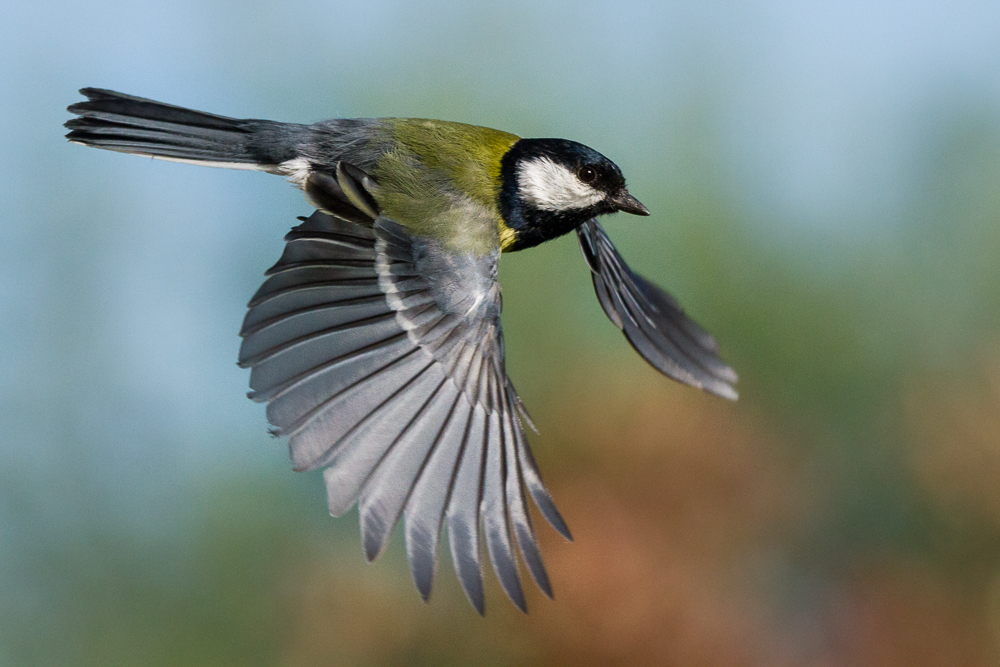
612;190;650;216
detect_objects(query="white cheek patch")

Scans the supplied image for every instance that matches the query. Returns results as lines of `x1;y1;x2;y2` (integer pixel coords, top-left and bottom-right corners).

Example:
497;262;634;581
517;157;605;211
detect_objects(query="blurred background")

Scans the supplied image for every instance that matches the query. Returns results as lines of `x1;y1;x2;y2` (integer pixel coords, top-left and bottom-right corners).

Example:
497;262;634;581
2;0;1000;664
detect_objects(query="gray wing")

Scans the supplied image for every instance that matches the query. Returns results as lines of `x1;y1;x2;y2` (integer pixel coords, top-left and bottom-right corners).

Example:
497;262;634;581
577;219;738;401
238;167;570;614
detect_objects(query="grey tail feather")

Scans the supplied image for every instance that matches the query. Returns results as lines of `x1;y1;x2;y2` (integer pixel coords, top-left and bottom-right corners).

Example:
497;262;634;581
64;88;308;170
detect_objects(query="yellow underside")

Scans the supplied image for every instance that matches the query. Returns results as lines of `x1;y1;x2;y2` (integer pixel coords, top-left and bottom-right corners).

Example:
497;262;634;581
498;221;518;251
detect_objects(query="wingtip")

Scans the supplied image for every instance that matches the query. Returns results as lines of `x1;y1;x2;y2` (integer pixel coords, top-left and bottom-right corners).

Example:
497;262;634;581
409;549;437;603
360;503;403;563
496;563;528;613
509;589;528;614
710;383;739;402
457;566;486;615
362;535;381;563
534;568;554;600
547;505;574;542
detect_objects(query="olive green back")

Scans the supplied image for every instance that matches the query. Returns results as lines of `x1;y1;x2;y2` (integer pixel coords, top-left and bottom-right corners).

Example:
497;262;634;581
371;119;519;254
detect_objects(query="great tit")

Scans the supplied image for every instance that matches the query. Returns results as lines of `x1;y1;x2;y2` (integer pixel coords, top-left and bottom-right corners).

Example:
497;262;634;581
65;88;738;614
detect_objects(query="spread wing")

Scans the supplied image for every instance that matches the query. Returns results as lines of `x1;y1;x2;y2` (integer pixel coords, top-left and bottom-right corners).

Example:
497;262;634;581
238;165;570;614
577;219;738;401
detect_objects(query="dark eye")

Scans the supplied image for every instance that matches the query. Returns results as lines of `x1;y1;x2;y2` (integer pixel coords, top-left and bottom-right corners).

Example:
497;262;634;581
578;166;597;184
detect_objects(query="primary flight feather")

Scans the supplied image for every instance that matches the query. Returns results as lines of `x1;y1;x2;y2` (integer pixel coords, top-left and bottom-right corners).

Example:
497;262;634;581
65;88;737;614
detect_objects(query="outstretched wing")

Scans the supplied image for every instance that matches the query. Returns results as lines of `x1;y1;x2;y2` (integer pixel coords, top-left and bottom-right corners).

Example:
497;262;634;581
238;165;570;614
577;219;738;401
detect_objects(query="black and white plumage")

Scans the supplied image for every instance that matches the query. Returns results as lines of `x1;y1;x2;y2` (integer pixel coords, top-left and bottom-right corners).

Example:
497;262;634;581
65;88;737;614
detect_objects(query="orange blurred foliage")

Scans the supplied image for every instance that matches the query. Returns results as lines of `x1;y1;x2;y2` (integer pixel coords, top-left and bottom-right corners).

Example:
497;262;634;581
268;361;1000;667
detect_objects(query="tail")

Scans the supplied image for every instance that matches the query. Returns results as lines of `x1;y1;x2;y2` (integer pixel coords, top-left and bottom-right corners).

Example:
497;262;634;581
65;88;308;171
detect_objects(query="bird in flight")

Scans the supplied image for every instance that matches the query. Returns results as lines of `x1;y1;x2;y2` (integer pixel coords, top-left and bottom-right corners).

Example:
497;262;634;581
65;88;737;613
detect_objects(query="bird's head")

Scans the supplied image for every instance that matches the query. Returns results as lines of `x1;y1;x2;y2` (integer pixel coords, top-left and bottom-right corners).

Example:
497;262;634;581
498;138;648;251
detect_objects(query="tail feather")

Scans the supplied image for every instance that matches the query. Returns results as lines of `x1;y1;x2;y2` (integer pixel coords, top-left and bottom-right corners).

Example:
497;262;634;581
65;88;305;170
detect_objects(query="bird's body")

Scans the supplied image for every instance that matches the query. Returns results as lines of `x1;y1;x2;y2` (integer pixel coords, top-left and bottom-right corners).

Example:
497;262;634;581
284;117;521;253
65;88;737;614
